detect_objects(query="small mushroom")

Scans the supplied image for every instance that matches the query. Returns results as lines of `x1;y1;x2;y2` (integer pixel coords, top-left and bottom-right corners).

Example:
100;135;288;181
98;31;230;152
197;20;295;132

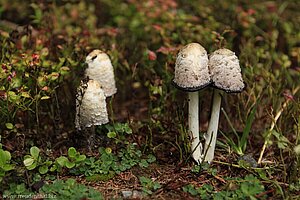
204;48;245;163
173;43;211;163
75;79;109;130
85;50;117;97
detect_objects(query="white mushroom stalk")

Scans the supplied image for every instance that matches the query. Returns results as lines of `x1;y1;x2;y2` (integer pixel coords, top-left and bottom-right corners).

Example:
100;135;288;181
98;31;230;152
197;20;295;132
85;49;117;97
75;79;109;130
204;48;245;163
173;43;211;164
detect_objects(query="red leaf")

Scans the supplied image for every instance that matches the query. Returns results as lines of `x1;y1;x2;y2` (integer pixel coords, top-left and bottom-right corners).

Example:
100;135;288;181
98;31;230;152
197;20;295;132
156;46;177;54
148;50;157;61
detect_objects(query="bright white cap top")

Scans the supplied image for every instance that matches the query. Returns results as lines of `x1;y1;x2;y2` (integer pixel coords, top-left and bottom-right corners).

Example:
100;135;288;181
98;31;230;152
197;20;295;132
173;43;211;91
85;49;117;97
209;48;245;93
75;79;109;130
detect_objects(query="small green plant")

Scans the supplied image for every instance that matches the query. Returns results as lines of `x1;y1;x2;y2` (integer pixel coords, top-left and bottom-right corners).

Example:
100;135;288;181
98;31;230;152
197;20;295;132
219;174;266;200
183;184;214;199
183;174;266;200
191;163;219;178
3;183;33;198
40;178;103;200
23;146;52;175
0;137;14;182
0;50;72;130
55;147;86;169
71;144;156;181
104;122;133;143
0;149;14;182
139;176;161;195
220;103;257;155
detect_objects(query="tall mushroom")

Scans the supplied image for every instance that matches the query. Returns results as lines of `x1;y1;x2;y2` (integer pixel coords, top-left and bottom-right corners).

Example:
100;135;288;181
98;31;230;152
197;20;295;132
85;49;117;97
204;48;245;163
173;43;211;163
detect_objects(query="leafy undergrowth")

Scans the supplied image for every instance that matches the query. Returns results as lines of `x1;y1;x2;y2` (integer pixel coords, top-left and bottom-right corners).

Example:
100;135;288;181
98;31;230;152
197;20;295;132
0;0;300;199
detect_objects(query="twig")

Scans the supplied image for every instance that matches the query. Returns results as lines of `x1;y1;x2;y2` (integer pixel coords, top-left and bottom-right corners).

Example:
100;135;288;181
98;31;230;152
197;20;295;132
213;160;278;170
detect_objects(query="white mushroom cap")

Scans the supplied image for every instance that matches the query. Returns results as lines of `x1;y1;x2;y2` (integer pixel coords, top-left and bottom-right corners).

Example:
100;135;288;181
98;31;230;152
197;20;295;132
85;50;117;97
209;48;245;93
75;79;109;130
173;43;211;91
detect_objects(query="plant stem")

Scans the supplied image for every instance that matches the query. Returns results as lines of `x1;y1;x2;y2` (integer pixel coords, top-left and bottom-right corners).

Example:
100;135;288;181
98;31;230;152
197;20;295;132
204;89;222;163
188;92;202;163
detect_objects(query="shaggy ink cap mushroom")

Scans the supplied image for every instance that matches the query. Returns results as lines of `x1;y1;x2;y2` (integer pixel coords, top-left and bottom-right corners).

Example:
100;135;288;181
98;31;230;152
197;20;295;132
173;43;211;91
85;49;117;97
173;43;211;163
203;48;245;163
208;48;245;93
75;79;109;130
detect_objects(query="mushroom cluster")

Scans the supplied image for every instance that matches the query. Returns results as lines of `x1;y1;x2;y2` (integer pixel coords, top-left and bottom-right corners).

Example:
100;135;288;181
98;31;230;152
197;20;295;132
173;43;245;163
75;49;117;133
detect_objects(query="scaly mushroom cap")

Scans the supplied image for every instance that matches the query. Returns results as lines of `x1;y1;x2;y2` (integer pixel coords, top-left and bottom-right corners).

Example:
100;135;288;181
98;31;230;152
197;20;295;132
173;43;211;91
85;49;117;97
209;48;245;93
75;79;109;130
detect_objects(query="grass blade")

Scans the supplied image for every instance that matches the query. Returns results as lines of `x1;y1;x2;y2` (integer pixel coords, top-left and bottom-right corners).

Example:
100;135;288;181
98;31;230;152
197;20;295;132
241;102;258;153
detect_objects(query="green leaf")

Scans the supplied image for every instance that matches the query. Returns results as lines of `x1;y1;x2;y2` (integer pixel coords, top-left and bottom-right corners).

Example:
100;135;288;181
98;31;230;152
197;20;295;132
50;165;57;172
30;146;40;159
139;176;150;185
5;123;14;130
86;171;115;182
23;157;35;167
21;92;31;98
114;123;123;132
65;178;76;186
56;156;68;166
105;147;112;154
11;77;22;88
0;149;11;165
76;155;86;162
183;184;198;196
124;124;132;134
49;72;59;81
37;76;47;87
107;131;117;138
153;182;161;190
294;145;300;155
15;183;27;194
241;102;258;152
39;165;49;174
147;154;156;163
65;161;75;169
41;96;50;100
139;159;149;168
2;164;14;171
68;147;77;158
26;161;37;170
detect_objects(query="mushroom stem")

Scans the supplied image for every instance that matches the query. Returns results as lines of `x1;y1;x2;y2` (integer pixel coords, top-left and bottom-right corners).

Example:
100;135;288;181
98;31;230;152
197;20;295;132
204;89;222;163
188;92;202;163
108;96;115;123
